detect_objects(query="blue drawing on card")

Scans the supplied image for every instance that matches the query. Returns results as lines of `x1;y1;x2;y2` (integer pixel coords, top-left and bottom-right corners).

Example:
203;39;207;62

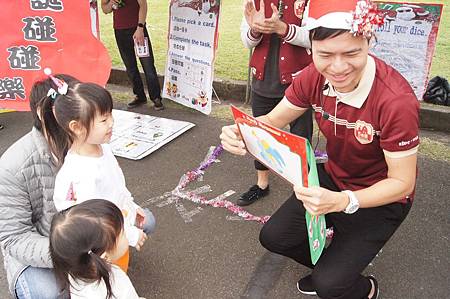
252;130;286;173
239;123;303;186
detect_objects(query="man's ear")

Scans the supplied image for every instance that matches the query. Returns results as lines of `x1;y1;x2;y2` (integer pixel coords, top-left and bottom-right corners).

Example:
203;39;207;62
68;120;85;137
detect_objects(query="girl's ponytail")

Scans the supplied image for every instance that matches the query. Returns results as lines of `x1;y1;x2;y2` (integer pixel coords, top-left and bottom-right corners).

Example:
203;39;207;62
40;93;69;165
30;74;79;165
50;199;124;298
88;250;114;299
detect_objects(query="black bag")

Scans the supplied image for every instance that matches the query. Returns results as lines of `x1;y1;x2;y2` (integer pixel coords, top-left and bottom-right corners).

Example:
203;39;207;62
423;76;450;106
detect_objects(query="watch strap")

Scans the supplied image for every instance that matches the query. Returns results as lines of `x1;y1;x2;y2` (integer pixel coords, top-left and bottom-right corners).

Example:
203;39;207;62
342;190;359;214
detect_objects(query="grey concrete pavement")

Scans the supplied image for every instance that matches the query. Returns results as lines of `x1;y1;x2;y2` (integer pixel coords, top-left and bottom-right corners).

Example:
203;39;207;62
0;96;449;299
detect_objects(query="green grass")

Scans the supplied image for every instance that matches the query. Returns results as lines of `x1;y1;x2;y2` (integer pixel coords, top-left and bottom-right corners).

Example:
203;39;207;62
99;0;449;81
419;137;450;163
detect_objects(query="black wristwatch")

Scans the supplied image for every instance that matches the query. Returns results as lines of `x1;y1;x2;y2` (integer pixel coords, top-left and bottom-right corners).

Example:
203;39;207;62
137;22;145;28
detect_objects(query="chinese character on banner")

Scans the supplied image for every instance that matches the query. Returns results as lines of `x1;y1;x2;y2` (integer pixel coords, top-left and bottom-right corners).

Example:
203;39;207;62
1;0;111;111
163;0;221;115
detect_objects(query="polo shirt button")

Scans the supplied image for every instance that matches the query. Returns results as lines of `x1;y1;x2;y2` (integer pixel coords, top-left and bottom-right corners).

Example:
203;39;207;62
281;57;285;60
284;5;288;9
263;56;266;59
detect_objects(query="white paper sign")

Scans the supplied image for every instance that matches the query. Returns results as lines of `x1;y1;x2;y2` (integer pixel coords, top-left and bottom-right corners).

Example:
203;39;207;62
163;0;221;115
110;109;195;160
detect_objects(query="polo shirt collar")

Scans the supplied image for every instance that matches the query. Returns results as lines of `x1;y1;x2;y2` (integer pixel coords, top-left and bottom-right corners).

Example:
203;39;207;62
323;55;376;109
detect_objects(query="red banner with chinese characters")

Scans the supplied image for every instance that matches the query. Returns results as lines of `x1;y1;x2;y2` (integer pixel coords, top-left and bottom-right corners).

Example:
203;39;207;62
1;0;111;111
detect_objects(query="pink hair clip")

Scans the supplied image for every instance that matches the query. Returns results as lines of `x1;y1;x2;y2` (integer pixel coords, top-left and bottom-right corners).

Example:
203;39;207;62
44;68;68;95
349;0;384;37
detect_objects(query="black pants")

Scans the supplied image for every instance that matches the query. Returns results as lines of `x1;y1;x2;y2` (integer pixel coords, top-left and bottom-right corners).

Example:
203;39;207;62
114;26;161;102
251;91;313;171
259;164;412;299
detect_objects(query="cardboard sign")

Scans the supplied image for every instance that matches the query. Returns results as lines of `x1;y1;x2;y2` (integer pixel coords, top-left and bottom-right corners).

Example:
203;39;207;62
231;106;326;264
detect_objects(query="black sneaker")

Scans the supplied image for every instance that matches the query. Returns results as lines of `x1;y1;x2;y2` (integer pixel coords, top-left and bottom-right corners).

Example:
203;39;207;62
297;275;317;296
367;275;379;299
127;97;147;108
236;185;269;206
0;124;4;130
153;98;164;111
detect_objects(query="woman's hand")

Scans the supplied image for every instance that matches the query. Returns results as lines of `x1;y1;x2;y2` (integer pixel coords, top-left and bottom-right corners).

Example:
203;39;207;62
294;185;349;216
220;124;247;155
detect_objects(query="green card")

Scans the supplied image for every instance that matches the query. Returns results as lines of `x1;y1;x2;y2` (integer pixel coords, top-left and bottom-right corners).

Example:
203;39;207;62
305;141;326;265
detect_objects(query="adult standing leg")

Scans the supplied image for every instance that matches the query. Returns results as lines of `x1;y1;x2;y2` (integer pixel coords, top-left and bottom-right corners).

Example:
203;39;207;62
236;92;280;206
114;28;147;108
139;27;163;110
237;94;313;206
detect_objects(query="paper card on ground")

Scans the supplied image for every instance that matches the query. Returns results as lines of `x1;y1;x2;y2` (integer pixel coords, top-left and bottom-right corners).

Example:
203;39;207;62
230;105;326;265
110;109;194;160
135;37;150;58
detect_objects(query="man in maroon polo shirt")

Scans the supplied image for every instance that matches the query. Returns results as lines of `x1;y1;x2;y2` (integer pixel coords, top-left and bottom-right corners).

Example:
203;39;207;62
220;0;419;298
101;0;164;110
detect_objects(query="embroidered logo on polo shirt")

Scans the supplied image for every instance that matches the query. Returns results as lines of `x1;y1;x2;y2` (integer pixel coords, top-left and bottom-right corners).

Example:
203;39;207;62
294;0;306;19
354;120;374;144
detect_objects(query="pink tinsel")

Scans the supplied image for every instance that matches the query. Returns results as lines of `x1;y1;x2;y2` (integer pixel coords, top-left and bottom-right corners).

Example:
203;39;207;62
174;145;271;224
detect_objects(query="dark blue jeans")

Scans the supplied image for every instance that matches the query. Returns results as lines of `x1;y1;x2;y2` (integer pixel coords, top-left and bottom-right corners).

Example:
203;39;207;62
15;267;69;299
114;26;161;102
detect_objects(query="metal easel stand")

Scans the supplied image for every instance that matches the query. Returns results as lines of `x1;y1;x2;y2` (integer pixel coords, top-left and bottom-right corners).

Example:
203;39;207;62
212;86;221;104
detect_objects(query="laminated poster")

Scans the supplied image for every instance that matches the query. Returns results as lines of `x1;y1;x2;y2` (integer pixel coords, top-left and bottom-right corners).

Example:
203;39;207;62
371;2;443;100
110;109;195;160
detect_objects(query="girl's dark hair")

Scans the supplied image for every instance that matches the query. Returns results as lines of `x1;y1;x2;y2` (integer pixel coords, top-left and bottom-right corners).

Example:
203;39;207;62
50;199;124;299
30;75;79;165
30;74;79;131
309;27;351;41
40;82;113;164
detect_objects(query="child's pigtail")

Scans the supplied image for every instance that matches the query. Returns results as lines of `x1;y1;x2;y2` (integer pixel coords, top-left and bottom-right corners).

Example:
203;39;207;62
88;249;114;299
39;69;71;165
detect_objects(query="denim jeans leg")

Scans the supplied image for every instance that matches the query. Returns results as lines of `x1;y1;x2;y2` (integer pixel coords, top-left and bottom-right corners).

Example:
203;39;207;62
139;27;162;101
15;266;69;299
142;208;156;235
114;28;146;100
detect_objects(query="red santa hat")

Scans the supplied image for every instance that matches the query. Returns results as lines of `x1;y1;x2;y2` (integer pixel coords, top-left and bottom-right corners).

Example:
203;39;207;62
305;0;384;37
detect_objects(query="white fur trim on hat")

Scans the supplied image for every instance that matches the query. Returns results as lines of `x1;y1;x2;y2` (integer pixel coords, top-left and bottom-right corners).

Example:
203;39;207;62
305;12;353;31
